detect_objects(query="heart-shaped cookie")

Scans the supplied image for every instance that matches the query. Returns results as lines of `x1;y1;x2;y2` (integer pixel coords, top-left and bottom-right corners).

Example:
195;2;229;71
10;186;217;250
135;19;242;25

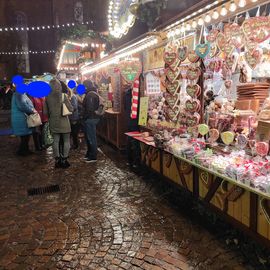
186;84;201;98
244;49;262;70
225;23;245;49
178;46;188;62
166;80;181;95
209;43;218;58
186;113;200;127
165;67;180;82
167;107;179;122
187;50;200;63
185;99;200;113
225;56;234;70
119;60;142;83
217;33;235;56
195;43;210;59
165;93;179;109
163;51;177;66
207;29;219;43
186;67;201;82
242;19;253;39
251;17;270;43
245;38;257;53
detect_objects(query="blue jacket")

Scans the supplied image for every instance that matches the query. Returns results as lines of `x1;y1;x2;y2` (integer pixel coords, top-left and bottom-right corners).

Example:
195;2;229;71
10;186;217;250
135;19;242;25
11;92;34;136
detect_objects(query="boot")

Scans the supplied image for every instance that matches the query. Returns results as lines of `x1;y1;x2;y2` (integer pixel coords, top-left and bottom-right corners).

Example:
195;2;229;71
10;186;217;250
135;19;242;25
55;157;62;168
61;158;70;169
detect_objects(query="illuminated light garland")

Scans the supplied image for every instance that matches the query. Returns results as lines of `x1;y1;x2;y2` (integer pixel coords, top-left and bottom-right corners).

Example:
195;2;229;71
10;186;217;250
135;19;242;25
108;0;138;39
0;50;55;55
166;0;264;39
0;20;92;32
81;36;158;75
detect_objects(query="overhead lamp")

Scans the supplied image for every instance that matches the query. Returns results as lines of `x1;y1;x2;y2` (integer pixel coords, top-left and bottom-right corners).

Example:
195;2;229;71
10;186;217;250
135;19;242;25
186;23;191;31
229;1;237;12
251;0;257;2
192;20;197;28
205;13;211;23
238;0;246;7
198;18;204;25
175;28;181;35
220;5;228;16
212;10;219;19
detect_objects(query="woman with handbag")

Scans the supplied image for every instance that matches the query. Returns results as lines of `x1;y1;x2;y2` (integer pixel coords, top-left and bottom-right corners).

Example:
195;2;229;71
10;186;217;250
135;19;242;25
30;96;48;151
11;90;36;156
44;79;73;168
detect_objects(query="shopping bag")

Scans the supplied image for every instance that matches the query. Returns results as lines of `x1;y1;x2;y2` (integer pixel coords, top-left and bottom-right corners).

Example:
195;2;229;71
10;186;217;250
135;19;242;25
42;122;53;147
26;113;42;128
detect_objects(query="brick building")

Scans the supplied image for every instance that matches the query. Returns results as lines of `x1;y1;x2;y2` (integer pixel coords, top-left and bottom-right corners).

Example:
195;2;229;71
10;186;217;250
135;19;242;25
0;0;106;79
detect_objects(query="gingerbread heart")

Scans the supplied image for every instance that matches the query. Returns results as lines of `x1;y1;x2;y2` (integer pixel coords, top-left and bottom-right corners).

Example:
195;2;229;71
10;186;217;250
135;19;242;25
187;50;200;63
185;99;200;113
166;80;181;95
224;56;235;71
209;43;218;58
186;67;201;82
178;46;188;62
242;19;253;39
163;51;177;66
244;49;262;70
165;93;179;109
186;113;200;127
245;38;257;53
165;67;180;82
206;29;219;43
195;43;210;59
251;17;270;43
167;107;179;122
186;84;201;98
225;23;245;49
217;33;235;56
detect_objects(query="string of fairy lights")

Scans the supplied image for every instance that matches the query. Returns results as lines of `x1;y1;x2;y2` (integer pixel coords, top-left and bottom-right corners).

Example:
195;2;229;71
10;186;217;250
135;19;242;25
0;19;93;56
0;50;55;55
0;20;92;32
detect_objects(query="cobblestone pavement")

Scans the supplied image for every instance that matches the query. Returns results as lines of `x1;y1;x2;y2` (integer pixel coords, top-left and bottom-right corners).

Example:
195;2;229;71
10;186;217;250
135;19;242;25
0;134;255;270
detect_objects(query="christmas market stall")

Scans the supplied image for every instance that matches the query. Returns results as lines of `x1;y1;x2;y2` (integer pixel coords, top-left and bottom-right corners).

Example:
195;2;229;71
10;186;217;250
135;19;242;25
125;0;270;248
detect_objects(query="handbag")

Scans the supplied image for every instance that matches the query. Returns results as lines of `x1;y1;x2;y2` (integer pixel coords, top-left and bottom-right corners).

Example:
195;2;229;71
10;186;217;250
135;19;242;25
42;122;53;148
26;113;42;128
62;94;72;116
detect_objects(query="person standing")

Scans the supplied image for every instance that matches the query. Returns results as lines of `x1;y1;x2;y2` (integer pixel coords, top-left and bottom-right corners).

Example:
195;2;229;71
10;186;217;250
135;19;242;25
82;80;100;163
67;88;79;149
30;97;48;151
11;90;36;156
4;84;14;110
44;79;73;168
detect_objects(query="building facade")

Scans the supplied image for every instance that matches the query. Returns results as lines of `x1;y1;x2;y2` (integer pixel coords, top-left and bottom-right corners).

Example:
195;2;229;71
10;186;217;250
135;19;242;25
0;0;106;80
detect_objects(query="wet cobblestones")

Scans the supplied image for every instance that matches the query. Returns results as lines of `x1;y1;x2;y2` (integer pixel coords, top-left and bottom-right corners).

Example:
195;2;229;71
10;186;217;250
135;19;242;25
0;135;255;270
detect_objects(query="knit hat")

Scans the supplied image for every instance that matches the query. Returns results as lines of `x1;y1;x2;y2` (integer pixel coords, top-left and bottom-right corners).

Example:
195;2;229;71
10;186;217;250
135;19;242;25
83;80;96;92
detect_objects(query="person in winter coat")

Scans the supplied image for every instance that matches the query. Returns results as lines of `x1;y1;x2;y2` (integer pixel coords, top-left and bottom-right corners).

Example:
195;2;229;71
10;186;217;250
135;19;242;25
82;80;100;163
30;97;48;151
44;79;73;168
67;88;79;149
11;91;36;156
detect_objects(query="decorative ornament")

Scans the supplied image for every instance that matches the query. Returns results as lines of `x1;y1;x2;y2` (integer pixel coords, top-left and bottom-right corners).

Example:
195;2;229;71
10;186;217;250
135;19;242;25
186;113;200;127
224;23;245;49
177;46;188;62
165;67;180;82
131;79;140;119
163;51;177;66
119;60;142;83
166;80;181;95
186;84;201;98
186;67;201;82
187;50;200;63
195;42;211;59
185;99;201;113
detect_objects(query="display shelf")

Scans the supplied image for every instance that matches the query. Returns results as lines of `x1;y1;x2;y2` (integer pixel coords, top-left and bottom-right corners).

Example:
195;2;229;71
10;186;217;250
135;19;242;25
126;132;270;200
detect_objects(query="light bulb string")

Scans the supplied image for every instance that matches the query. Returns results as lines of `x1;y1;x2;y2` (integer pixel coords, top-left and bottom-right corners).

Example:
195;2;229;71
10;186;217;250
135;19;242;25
0;20;92;33
0;50;55;55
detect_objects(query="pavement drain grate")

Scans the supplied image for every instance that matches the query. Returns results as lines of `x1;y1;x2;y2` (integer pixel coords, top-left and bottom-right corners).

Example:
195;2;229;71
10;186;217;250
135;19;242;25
27;184;60;196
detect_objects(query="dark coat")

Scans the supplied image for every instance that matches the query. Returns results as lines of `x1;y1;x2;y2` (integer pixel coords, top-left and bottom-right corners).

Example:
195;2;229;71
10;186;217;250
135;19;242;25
44;79;73;134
